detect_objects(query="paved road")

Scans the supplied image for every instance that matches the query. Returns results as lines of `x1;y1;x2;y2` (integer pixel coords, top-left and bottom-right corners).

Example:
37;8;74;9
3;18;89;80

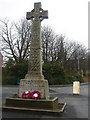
0;83;89;119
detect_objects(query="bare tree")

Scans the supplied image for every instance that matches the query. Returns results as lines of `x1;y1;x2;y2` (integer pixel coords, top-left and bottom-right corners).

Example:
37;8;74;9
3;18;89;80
0;19;87;74
0;18;31;63
54;35;66;62
41;26;57;63
64;41;87;72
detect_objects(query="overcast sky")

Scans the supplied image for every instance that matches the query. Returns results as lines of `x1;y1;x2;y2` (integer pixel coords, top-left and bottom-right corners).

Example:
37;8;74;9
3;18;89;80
0;0;88;48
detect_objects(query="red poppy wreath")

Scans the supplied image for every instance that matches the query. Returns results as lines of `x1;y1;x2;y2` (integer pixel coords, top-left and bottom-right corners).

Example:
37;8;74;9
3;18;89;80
22;90;31;99
31;90;41;99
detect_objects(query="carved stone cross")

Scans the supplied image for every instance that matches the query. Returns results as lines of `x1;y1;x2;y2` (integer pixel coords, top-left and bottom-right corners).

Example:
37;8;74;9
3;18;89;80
25;2;48;80
26;2;48;21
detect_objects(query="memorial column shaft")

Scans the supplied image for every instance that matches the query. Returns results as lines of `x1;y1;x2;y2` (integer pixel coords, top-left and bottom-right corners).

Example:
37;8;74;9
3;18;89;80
28;18;42;74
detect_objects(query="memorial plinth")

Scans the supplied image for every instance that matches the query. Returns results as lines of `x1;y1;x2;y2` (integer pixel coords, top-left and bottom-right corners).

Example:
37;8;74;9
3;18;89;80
3;2;66;115
19;79;49;99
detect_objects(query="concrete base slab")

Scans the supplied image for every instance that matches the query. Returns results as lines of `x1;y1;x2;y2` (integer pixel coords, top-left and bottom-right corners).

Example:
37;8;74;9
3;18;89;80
2;102;66;116
2;96;66;115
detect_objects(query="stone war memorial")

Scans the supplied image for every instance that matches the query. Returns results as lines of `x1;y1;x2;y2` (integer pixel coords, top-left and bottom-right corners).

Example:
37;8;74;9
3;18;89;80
3;2;66;115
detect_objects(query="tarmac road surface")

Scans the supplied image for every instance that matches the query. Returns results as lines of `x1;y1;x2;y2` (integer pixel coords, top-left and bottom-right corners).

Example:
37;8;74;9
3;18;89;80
0;83;89;119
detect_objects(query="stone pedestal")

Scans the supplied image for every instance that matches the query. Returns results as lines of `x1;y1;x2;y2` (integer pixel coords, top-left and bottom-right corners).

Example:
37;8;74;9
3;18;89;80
19;79;49;99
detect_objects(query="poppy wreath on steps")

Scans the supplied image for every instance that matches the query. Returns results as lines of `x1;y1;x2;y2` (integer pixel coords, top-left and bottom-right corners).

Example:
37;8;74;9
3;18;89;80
21;90;31;99
31;90;41;99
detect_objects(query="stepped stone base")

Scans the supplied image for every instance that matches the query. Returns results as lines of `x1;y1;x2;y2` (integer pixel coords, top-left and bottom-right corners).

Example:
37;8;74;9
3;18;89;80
3;96;66;115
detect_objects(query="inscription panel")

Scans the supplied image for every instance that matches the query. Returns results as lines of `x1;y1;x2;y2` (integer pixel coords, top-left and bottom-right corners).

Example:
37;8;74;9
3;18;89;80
19;79;49;99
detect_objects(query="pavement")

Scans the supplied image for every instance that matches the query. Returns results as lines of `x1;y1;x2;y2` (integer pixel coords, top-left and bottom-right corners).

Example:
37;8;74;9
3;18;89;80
0;83;89;119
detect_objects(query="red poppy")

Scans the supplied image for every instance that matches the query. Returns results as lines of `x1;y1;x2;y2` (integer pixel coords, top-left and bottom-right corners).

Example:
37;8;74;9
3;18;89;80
22;90;31;99
31;90;41;99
